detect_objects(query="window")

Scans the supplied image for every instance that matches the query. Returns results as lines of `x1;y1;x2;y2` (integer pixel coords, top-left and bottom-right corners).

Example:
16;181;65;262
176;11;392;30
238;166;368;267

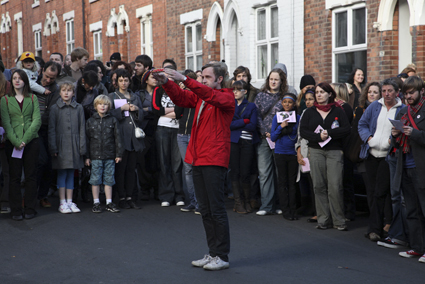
140;16;153;58
256;5;278;80
332;4;367;83
93;31;102;61
185;22;202;71
34;30;42;57
66;19;75;54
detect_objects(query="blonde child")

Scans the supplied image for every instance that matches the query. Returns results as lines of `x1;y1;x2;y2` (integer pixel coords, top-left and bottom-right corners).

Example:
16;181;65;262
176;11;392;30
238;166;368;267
85;95;123;213
48;82;86;213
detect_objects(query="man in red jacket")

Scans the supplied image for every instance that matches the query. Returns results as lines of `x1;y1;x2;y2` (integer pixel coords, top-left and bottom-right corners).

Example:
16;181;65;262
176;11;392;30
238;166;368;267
153;63;235;270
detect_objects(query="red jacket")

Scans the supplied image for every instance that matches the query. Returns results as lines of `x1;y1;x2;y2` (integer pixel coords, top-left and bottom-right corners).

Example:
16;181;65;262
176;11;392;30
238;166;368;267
162;78;235;168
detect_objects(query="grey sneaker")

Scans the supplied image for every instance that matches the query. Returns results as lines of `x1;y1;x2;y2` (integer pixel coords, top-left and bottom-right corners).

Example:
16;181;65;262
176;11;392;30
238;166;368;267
203;256;229;271
192;254;213;267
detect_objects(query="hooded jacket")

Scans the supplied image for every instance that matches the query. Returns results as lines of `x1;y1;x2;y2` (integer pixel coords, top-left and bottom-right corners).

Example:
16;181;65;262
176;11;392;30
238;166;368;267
162;78;235;168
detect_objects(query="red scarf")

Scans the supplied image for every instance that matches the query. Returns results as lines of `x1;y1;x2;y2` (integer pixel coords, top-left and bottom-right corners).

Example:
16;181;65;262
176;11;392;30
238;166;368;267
396;96;425;153
314;101;343;112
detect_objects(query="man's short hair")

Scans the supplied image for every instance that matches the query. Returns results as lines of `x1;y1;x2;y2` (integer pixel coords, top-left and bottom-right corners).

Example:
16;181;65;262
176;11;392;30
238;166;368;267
82;70;99;87
71;47;89;62
162;59;177;70
402;76;424;94
202;63;227;88
135;55;153;69
51;52;64;62
93;95;112;110
382;78;400;92
233;66;252;85
43;61;61;76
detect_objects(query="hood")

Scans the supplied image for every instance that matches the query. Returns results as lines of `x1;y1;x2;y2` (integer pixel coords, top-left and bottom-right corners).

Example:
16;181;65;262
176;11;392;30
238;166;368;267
273;63;287;75
378;97;402;109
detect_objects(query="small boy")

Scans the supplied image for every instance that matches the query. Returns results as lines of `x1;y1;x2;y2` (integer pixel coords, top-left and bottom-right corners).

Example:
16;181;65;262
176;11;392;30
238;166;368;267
85;95;123;213
17;51;51;95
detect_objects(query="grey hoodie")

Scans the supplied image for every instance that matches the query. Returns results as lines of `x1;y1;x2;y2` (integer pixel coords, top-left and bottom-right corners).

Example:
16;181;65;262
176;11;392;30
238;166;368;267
273;63;298;95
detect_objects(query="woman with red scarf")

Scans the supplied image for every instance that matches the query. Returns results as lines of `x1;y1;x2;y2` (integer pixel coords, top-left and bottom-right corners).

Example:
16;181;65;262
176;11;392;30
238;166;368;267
300;82;351;231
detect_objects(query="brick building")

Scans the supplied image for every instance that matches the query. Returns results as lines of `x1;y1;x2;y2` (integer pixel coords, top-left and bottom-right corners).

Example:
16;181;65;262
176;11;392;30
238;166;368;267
1;0;425;89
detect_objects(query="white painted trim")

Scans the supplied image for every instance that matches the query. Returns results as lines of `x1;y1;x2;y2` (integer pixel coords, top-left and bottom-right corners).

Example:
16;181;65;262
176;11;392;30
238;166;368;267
136;4;153;18
51;10;59;33
117;5;130;34
32;1;40;9
90;21;102;32
44;13;52;36
180;9;203;25
45;0;50;3
89;0;99;3
106;8;117;37
1;0;9;5
63;10;75;22
325;0;365;10
33;22;42;32
205;2;223;42
14;12;23;55
14;12;22;21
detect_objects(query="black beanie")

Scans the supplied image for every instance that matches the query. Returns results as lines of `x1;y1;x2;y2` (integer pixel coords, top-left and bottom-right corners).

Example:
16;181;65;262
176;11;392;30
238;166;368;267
110;52;121;61
299;75;316;90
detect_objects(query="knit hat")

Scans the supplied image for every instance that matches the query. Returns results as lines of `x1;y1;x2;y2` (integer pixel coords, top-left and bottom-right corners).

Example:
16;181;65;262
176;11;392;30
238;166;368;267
110;52;121;61
141;69;153;83
299;75;316;90
20;51;35;62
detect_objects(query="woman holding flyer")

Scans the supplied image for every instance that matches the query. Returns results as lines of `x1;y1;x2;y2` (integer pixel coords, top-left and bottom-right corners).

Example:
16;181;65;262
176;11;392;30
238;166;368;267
300;82;350;231
1;69;41;220
271;93;300;220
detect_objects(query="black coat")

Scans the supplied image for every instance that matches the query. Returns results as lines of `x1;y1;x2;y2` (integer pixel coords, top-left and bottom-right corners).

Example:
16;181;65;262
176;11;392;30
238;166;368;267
86;112;123;160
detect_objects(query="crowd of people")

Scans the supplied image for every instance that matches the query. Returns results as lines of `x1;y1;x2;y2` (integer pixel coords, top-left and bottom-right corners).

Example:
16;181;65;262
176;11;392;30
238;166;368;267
0;47;425;269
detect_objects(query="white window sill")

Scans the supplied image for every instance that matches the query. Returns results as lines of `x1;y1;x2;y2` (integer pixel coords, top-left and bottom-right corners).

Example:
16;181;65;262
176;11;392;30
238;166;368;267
32;2;40;8
1;0;9;6
89;0;99;3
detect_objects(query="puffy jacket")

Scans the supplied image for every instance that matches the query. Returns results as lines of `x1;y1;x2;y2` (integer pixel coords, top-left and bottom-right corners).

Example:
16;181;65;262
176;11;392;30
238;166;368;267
85;112;123;160
162;78;235;168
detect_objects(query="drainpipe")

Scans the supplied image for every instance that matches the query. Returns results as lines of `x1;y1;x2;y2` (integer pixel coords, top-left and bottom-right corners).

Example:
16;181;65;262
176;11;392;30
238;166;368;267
82;0;87;49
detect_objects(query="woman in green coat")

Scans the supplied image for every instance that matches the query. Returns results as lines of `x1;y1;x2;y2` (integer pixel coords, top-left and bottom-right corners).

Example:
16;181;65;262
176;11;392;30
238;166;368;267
1;69;41;220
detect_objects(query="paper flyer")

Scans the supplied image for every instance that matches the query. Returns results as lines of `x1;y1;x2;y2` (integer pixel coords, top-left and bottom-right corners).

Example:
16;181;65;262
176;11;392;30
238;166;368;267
114;99;129;117
314;125;332;148
276;111;296;123
388;118;404;133
266;137;275;150
12;147;24;159
301;158;310;173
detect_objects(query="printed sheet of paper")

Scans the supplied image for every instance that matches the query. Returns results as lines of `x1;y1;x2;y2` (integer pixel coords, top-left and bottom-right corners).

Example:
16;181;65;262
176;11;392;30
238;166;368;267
314;125;332;148
388;118;404;133
301;158;310;173
266;137;275;150
276;111;296;123
12;147;24;159
114;99;129;117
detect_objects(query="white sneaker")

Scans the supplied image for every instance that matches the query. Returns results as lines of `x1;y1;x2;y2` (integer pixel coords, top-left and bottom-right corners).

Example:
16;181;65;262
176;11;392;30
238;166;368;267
256;210;268;216
419;254;425;263
192;254;213;267
68;202;81;213
203;256;229;271
176;201;185;206
275;209;283;215
58;203;71;214
161;201;170;207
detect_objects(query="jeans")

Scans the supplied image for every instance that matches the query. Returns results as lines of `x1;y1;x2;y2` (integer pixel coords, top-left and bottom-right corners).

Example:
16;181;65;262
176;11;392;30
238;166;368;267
90;159;115;186
6;138;39;216
177;134;197;208
387;153;409;243
193;165;230;262
274;153;298;216
256;138;276;212
403;168;425;253
309;148;345;226
156;126;184;203
365;155;392;235
57;169;75;189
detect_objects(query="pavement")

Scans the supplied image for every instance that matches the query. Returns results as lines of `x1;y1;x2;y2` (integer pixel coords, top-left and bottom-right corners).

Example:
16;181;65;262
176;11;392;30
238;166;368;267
0;196;423;284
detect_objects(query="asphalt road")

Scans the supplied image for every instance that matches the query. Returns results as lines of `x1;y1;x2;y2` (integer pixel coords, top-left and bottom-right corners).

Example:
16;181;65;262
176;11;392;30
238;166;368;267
1;196;423;284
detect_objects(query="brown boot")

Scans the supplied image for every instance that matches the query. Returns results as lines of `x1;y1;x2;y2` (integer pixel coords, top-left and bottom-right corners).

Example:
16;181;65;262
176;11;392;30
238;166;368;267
232;181;247;214
241;183;252;213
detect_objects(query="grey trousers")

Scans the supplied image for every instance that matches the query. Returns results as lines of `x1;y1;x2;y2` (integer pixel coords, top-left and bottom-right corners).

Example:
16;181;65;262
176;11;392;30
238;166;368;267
309;148;346;227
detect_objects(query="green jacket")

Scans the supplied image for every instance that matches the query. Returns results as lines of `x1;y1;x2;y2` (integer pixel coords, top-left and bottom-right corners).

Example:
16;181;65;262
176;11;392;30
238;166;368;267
1;94;41;148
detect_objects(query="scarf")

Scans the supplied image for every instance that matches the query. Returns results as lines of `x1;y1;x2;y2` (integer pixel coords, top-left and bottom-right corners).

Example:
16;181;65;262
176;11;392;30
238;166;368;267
314;101;343;112
396;96;425;153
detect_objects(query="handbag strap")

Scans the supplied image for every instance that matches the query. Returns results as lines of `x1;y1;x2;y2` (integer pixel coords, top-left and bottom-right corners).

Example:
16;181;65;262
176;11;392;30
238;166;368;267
407;106;419;130
115;92;137;129
263;96;281;120
239;104;248;117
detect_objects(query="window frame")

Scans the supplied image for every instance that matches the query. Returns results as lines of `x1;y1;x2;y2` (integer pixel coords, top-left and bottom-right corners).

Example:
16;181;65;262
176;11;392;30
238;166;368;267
140;15;153;58
255;4;279;81
93;30;102;61
34;30;42;57
66;19;75;54
332;3;367;82
184;21;203;71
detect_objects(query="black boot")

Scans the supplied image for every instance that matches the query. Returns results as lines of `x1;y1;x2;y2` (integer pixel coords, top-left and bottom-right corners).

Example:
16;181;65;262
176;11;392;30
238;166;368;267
241;183;252;213
232;181;247;214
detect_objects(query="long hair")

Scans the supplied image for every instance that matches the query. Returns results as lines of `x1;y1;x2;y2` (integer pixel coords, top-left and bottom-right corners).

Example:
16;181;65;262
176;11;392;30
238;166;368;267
10;69;31;97
0;72;7;97
347;68;365;85
260;68;288;96
359;82;382;108
315;82;336;104
331;83;349;102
